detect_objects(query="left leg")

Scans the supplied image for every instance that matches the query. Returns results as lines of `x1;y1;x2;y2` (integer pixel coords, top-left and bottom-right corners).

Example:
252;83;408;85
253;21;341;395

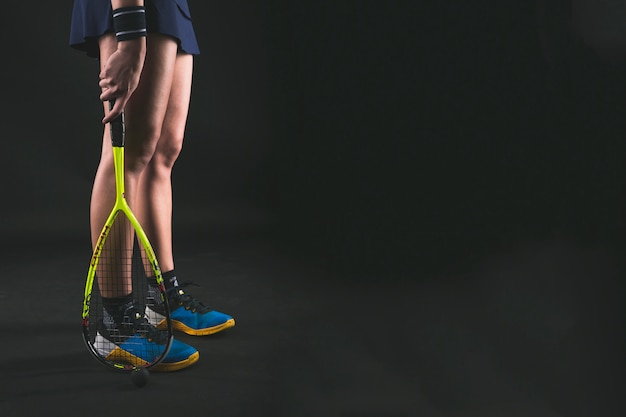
138;53;236;336
135;51;193;273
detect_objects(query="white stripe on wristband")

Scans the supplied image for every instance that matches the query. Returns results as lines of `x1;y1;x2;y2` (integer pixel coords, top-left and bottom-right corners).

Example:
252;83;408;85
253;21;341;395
115;29;147;37
112;6;147;42
113;9;146;18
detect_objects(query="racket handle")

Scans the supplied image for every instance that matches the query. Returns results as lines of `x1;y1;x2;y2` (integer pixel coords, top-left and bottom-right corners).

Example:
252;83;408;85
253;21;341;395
109;100;125;147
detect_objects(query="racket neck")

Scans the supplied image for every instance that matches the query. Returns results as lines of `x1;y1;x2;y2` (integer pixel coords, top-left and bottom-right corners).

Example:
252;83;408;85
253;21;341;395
113;146;126;200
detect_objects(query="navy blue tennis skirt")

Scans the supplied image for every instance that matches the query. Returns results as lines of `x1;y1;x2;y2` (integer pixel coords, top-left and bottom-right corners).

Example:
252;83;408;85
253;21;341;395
69;0;200;58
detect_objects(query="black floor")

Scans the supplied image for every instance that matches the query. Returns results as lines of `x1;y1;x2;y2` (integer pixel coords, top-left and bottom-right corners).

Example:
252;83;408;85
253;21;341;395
0;235;623;417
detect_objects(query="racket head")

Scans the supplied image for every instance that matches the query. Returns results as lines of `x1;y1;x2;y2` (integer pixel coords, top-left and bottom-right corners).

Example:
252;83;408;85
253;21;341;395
82;207;173;372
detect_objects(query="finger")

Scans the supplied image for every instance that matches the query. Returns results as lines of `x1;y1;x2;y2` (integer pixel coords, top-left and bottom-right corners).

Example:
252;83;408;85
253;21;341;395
99;80;115;102
98;70;110;89
102;98;125;124
99;88;116;104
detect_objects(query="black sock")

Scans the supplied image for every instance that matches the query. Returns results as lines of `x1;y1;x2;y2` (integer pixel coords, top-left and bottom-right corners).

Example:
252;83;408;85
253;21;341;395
102;293;134;326
162;270;179;289
147;270;178;289
146;270;178;312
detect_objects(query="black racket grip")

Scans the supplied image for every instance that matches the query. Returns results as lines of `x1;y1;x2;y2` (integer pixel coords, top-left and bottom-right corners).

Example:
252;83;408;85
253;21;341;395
109;100;125;147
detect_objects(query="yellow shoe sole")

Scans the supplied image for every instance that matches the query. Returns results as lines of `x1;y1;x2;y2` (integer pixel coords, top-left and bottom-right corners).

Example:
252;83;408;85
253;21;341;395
151;350;200;372
157;318;236;336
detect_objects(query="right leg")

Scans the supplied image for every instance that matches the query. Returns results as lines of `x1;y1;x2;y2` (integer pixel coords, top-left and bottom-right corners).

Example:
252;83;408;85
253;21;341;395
91;33;199;371
91;32;179;241
90;33;179;297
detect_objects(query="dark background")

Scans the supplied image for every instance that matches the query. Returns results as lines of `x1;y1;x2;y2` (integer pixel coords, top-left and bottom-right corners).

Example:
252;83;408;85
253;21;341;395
3;1;626;275
1;1;625;415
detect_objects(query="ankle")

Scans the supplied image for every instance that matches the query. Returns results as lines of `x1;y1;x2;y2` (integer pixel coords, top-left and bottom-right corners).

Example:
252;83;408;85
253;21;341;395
102;294;135;326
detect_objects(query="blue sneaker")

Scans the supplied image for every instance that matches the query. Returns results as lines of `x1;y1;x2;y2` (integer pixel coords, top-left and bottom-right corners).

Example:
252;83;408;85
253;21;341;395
146;282;235;336
96;304;199;372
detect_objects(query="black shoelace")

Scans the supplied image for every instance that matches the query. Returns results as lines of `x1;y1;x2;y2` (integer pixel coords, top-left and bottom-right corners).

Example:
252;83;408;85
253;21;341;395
166;281;213;314
120;307;169;344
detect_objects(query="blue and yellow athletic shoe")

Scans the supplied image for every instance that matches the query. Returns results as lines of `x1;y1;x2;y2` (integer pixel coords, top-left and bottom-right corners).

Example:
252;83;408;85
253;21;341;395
146;282;235;336
96;304;199;372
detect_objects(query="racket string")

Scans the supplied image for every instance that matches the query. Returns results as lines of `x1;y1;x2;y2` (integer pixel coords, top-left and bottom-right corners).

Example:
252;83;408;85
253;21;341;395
87;214;170;367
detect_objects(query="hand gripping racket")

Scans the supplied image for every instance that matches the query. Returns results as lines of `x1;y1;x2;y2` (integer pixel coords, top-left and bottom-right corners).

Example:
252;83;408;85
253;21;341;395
82;101;173;371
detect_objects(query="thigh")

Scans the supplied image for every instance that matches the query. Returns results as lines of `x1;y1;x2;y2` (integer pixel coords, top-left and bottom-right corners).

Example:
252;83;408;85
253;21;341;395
99;33;180;155
158;52;193;155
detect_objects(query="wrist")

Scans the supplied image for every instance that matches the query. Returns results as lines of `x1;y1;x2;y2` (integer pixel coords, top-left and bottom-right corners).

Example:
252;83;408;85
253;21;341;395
116;37;146;52
116;37;147;66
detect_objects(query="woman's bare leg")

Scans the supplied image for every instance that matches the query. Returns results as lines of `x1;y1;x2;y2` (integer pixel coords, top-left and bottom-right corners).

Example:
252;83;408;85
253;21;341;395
90;33;180;297
135;52;194;273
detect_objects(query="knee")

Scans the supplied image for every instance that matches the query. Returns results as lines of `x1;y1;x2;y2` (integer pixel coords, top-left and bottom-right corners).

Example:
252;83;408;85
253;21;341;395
154;127;184;169
124;127;162;174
